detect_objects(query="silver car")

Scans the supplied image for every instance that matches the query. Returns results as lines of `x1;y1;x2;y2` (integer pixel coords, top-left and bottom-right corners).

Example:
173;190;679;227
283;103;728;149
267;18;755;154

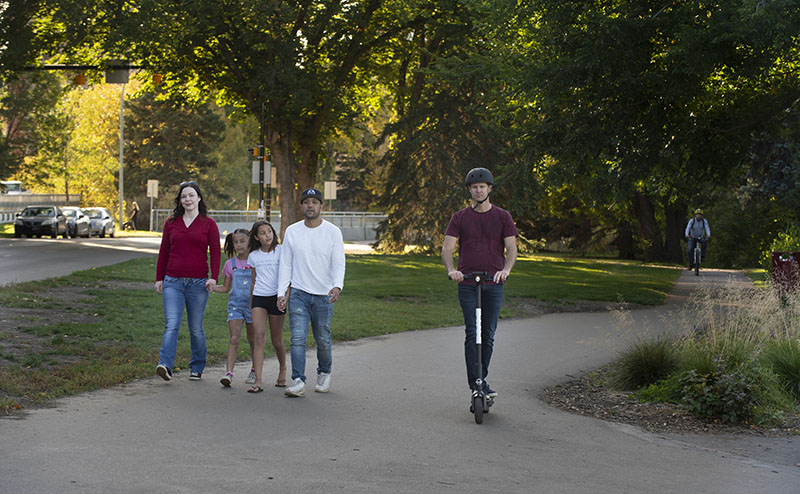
84;207;116;238
62;207;91;238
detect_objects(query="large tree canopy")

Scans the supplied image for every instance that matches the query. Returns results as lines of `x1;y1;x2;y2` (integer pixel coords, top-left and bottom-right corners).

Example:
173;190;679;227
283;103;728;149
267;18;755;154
34;0;460;234
502;0;800;261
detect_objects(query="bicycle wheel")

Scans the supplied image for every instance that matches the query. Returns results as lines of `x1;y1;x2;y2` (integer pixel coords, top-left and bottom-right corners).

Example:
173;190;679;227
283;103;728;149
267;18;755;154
472;395;484;424
694;248;700;276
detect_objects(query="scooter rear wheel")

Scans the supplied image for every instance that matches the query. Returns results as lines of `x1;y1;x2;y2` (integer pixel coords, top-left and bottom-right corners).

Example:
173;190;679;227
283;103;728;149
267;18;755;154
472;394;484;424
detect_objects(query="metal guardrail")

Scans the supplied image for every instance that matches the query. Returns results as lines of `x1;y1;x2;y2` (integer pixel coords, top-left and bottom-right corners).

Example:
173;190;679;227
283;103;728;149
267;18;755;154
0;210;18;224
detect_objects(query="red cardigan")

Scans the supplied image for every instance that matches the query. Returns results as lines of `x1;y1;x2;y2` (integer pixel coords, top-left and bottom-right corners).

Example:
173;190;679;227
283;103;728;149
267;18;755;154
156;215;221;282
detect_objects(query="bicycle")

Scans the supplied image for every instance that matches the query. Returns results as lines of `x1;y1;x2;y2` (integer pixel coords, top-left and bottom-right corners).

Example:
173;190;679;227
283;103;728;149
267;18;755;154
460;271;495;424
690;236;704;276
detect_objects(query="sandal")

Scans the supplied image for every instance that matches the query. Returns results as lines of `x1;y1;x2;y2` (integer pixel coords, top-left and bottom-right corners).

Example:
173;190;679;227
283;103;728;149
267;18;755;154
247;385;263;393
275;367;287;387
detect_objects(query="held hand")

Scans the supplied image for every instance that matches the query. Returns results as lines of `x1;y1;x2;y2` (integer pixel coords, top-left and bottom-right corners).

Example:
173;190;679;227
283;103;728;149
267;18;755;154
277;296;287;311
205;279;217;293
493;270;510;284
448;270;464;282
155;281;163;295
329;287;341;303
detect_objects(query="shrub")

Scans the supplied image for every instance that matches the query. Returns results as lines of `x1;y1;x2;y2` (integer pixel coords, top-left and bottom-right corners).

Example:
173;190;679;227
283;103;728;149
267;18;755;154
612;337;679;391
634;374;682;404
678;358;793;425
761;339;800;400
761;224;800;270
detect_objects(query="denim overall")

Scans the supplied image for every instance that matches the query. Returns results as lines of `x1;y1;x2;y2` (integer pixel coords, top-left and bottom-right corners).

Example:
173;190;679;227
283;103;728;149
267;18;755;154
227;258;252;323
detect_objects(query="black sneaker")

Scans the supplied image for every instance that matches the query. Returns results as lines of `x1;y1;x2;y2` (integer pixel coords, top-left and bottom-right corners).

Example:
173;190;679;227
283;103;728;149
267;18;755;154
483;382;498;399
189;371;202;381
156;364;172;381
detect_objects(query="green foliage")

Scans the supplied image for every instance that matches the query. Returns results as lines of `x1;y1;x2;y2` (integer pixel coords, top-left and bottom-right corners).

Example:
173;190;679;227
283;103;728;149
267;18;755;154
612;337;679;391
124;91;226;207
0;71;68;180
634;374;683;404
678;362;792;425
761;224;800;270
678;365;756;424
761;339;800;400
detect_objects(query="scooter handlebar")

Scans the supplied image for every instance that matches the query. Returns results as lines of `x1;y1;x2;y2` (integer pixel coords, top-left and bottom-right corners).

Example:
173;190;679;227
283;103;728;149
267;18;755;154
457;271;494;283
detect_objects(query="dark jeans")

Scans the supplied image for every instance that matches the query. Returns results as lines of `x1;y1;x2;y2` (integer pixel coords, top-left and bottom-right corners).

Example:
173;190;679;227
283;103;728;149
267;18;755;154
688;237;708;265
458;283;504;389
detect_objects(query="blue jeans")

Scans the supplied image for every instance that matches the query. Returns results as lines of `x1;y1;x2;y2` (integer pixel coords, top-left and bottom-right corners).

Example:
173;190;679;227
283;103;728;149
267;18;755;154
159;276;209;373
288;289;333;382
688;237;707;265
458;283;504;389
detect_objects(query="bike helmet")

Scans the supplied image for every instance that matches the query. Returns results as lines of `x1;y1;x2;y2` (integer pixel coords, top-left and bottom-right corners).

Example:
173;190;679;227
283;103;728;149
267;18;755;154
464;167;494;187
694;208;703;215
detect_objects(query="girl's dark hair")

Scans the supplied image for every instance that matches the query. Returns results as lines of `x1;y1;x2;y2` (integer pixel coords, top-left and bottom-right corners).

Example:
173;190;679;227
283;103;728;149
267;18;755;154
223;228;251;258
171;182;208;220
249;220;279;252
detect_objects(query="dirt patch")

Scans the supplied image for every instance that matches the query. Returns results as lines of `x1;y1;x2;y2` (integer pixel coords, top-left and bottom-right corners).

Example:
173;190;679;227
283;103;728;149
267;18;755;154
540;365;800;437
0;306;99;367
508;298;643;317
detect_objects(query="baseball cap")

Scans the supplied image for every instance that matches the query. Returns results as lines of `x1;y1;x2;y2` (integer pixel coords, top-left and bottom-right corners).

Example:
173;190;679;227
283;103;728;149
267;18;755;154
300;187;322;203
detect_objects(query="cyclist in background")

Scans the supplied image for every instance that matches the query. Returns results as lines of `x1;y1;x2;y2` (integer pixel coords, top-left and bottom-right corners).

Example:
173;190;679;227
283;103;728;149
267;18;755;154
685;208;711;270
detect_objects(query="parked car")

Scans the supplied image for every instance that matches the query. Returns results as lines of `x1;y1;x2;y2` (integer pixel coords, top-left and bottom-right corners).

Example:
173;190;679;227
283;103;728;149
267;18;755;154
84;207;116;237
61;207;91;238
14;205;68;238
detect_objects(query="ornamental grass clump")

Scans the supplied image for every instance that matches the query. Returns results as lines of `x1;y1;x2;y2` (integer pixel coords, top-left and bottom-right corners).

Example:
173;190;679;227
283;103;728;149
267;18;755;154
617;279;800;425
761;339;800;400
611;337;679;391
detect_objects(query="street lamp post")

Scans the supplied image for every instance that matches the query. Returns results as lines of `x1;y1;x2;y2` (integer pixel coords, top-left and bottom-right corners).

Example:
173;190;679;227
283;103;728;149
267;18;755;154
106;61;129;230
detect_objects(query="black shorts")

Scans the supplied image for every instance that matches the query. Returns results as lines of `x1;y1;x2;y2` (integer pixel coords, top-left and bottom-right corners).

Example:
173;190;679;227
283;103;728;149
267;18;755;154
251;294;285;316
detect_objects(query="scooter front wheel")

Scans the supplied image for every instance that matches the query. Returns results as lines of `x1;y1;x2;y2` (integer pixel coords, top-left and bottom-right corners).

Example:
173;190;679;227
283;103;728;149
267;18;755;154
472;394;484;424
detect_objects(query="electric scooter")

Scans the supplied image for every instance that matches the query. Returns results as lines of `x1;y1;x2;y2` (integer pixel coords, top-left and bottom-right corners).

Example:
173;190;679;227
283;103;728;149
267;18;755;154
463;271;494;424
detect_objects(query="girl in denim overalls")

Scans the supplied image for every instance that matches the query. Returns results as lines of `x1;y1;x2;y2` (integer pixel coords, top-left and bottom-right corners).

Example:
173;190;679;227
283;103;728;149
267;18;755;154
214;229;256;387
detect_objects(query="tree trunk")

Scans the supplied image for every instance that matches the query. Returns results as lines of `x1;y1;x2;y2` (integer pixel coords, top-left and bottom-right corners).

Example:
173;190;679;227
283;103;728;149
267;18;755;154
267;130;320;240
633;191;664;262
268;129;296;240
613;222;637;259
664;200;687;264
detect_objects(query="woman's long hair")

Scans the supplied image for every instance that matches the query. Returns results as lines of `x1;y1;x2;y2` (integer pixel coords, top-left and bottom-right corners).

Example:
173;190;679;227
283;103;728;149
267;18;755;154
248;220;278;252
171;182;208;220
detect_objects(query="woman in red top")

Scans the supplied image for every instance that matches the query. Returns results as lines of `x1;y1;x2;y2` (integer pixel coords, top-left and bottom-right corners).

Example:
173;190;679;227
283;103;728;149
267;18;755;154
155;181;221;382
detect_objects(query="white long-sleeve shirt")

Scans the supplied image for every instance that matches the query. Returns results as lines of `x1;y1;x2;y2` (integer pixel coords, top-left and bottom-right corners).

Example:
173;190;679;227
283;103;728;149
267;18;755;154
277;219;346;297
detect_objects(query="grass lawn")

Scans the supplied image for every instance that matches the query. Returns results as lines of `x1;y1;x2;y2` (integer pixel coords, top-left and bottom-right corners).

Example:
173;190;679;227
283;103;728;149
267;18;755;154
0;252;680;411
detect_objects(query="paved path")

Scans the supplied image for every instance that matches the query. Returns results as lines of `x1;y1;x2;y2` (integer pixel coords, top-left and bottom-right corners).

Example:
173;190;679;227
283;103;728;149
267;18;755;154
1;269;798;493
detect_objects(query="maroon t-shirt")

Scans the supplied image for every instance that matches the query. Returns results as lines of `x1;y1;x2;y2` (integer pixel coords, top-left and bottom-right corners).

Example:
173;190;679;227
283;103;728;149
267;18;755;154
445;205;518;284
156;215;221;282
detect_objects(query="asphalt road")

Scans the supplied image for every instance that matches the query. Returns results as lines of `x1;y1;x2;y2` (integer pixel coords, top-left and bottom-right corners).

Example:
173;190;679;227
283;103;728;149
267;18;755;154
0;236;161;286
0;246;798;492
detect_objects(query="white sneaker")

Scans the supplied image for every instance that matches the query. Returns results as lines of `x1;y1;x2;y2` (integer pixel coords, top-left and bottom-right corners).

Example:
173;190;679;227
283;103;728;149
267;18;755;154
315;372;331;393
245;368;256;384
285;378;305;397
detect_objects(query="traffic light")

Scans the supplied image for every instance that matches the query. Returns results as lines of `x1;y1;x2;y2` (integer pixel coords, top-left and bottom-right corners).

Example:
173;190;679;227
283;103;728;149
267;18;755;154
73;73;86;86
152;73;163;85
249;145;264;157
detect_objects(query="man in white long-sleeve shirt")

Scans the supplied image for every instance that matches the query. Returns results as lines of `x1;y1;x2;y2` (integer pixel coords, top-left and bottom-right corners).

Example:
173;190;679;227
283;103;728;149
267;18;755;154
277;188;346;397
